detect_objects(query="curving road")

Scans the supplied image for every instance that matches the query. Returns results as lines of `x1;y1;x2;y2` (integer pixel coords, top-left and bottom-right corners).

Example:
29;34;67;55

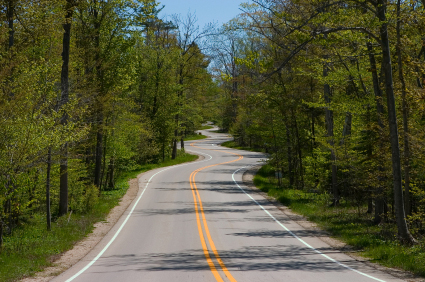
53;129;405;282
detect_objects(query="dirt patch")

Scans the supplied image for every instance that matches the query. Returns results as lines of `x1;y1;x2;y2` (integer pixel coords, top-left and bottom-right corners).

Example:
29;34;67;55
242;166;424;282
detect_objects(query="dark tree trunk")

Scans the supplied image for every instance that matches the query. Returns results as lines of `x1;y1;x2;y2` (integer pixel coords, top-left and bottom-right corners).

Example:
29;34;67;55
286;123;294;186
377;0;415;244
101;133;108;190
46;147;52;231
94;129;103;187
107;158;114;189
172;138;177;159
172;117;178;160
181;136;184;150
59;1;74;216
59;144;68;215
367;40;386;224
340;113;352;145
310;79;317;183
366;105;374;214
324;54;339;205
93;5;104;189
293;113;304;189
162;142;165;162
396;0;411;217
367;198;374;214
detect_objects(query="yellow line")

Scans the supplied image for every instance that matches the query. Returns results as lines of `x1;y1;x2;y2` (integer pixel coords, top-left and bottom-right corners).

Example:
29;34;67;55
190;170;224;282
189;141;242;282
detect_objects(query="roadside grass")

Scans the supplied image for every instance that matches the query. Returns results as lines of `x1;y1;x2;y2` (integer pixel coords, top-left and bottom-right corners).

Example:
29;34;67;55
221;140;265;153
0;150;198;282
254;164;425;277
200;125;213;130
184;134;207;141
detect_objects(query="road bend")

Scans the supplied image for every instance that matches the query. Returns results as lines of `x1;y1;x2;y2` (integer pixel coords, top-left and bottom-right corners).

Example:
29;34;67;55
53;129;405;282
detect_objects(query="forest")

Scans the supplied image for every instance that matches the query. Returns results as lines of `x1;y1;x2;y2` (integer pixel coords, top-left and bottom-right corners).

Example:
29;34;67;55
0;0;216;252
2;0;425;280
212;0;425;247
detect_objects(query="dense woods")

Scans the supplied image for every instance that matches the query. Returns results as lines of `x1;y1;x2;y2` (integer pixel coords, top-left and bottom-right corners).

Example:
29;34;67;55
212;0;425;245
0;0;214;246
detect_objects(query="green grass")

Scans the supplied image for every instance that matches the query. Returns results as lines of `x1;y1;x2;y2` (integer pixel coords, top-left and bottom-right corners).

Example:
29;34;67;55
200;125;213;130
184;134;208;141
254;164;425;277
0;151;198;282
221;140;265;153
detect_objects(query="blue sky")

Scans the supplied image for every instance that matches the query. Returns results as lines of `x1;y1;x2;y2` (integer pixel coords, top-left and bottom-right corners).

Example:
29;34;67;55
158;0;248;29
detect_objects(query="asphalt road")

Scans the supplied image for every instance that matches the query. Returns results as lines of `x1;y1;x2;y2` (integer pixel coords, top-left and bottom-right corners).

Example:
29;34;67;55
53;129;406;282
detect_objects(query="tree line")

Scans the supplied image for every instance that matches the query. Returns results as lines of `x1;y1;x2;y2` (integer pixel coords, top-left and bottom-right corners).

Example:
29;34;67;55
213;0;425;245
0;0;215;245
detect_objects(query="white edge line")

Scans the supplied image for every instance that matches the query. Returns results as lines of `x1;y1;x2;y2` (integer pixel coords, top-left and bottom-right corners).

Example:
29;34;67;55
65;150;212;282
231;166;387;282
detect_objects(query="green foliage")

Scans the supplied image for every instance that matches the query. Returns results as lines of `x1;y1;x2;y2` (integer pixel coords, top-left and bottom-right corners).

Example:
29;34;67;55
0;1;214;279
214;0;424;259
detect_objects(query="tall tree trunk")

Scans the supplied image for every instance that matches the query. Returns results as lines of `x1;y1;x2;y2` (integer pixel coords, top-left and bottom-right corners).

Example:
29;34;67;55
46;147;52;231
377;0;415;244
293;112;304;189
324;54;339;205
172;123;178;160
340;113;352;145
286;123;294;187
172;138;177;159
162;142;165;162
94;129;103;187
310;79;318;184
107;158;114;189
100;133;108;190
93;6;104;189
59;144;68;215
367;40;386;224
59;1;74;216
396;0;411;216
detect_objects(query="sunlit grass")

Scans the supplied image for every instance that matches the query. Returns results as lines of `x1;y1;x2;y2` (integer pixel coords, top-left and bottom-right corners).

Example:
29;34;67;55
184;134;207;141
221;140;265;152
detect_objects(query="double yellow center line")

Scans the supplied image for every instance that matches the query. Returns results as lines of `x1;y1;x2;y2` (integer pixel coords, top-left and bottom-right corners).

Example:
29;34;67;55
189;142;243;282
